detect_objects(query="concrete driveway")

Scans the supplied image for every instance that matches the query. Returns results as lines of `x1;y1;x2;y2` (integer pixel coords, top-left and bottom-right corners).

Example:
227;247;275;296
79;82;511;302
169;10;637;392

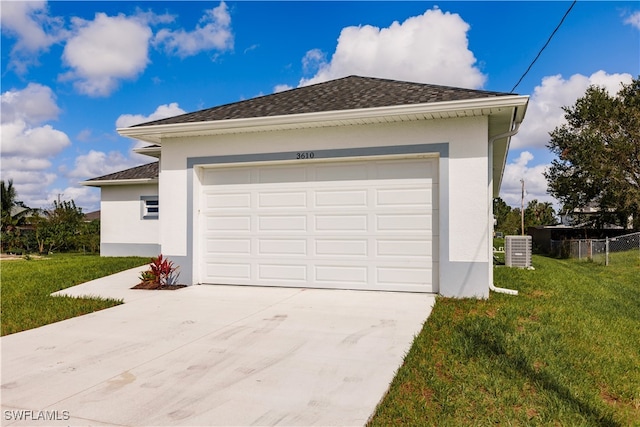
1;267;435;426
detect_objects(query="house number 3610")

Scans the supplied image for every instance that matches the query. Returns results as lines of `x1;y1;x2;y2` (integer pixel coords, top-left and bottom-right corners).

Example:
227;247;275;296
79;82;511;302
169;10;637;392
296;152;315;159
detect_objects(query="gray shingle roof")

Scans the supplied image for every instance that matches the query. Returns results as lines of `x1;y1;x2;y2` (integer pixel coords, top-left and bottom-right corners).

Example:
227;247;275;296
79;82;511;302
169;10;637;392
132;75;514;127
85;162;158;182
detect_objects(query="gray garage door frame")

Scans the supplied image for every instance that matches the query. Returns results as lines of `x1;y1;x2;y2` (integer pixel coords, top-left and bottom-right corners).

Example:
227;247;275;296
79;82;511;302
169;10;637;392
176;143;450;290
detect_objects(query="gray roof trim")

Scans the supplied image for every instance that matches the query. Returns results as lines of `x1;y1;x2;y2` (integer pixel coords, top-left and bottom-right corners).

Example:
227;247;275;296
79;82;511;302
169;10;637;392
82;162;159;186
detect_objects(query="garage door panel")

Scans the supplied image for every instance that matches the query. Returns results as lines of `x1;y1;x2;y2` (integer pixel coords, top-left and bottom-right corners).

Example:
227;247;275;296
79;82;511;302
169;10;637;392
315;163;368;181
206;238;251;255
200;158;438;293
258;166;307;183
258;216;307;231
377;267;431;286
206;216;251;231
204;168;252;185
377;240;432;258
258;192;307;208
205;262;251;281
205;192;251;209
258;264;307;281
376;214;433;231
315;239;368;256
258;239;307;256
315;215;368;231
376;159;434;180
314;265;368;285
315;190;368;208
376;188;432;207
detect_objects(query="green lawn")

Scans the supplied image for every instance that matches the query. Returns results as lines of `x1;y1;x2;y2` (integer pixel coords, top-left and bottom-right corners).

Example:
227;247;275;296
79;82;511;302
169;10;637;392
1;254;147;336
370;252;640;426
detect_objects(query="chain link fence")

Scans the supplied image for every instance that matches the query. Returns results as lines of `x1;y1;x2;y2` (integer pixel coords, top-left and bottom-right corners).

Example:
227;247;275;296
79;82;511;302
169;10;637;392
550;232;640;265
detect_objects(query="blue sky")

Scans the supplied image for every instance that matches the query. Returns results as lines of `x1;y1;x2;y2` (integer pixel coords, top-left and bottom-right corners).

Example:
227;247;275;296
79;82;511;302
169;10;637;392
1;1;638;213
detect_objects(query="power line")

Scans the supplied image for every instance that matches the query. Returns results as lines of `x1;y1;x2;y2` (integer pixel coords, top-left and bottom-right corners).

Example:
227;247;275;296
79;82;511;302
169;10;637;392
510;0;577;93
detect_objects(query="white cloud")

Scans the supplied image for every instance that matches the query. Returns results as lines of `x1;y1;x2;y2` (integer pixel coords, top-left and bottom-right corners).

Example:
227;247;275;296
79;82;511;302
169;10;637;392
0;1;66;73
154;2;233;58
273;84;293;93
45;185;101;212
299;8;486;89
302;49;326;74
500;151;555;209
0;84;70;157
511;71;633;150
244;44;259;54
0;84;71;208
115;102;186;128
66;150;141;179
0;168;58;208
0;120;70;157
624;11;640;29
61;13;152;97
1;83;61;125
1;156;52;172
133;8;176;26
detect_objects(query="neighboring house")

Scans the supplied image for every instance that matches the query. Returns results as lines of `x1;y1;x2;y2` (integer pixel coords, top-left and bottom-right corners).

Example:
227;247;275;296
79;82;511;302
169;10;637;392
559;201;634;229
83;76;528;298
84;210;101;222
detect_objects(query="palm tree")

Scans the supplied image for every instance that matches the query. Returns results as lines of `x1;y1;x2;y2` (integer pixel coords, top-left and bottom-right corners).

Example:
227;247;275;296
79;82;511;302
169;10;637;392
1;180;34;252
533;202;557;225
1;179;17;225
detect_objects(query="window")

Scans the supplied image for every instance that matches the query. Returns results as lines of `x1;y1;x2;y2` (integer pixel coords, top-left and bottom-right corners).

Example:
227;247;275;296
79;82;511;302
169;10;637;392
141;196;159;219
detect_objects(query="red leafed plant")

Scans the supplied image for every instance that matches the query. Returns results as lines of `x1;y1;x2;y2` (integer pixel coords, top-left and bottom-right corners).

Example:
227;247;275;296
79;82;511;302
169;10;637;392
138;254;180;288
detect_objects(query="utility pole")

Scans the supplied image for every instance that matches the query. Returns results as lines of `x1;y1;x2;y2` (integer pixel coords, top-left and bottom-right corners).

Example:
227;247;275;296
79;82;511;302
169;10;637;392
520;179;525;236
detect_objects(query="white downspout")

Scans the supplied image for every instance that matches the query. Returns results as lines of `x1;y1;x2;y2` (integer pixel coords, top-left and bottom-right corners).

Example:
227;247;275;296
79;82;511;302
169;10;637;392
488;120;522;296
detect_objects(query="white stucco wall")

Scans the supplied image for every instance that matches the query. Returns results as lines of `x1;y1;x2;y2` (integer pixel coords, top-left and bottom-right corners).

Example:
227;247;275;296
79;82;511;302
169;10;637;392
100;184;160;257
447;119;490;263
156;115;492;297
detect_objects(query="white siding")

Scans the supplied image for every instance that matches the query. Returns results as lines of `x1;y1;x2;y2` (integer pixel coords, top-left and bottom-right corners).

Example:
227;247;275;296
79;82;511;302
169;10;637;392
100;184;159;256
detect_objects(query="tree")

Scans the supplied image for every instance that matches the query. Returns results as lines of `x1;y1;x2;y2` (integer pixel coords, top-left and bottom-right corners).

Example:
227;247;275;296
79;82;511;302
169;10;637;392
493;197;512;232
1;180;17;223
77;219;101;253
545;77;640;229
1;180;34;252
524;200;557;228
503;208;523;236
35;200;85;253
493;197;557;236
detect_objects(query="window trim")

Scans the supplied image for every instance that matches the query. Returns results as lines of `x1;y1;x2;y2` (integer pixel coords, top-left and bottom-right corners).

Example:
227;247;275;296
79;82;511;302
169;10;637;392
141;196;159;220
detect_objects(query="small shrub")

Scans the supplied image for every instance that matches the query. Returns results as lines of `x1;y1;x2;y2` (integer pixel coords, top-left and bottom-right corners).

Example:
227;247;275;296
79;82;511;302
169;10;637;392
138;254;180;288
138;270;157;285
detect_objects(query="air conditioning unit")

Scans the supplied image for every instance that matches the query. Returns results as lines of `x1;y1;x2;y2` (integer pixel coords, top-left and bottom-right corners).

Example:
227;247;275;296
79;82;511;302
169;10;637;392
505;235;532;268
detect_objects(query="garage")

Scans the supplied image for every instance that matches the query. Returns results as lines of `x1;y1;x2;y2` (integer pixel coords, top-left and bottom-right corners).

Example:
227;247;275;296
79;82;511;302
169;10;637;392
199;157;438;293
102;75;529;297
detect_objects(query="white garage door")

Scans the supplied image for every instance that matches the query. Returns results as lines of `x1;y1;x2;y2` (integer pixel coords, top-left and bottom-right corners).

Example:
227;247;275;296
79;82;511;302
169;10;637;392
199;158;438;292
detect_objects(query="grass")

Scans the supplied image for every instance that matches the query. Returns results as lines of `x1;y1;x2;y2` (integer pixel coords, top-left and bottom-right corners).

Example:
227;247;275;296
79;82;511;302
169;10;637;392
369;252;640;426
1;253;147;336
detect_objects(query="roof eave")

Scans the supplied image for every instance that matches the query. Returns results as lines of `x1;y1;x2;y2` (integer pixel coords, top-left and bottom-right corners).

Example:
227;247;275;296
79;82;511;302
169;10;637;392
133;145;162;159
81;178;159;188
491;99;529;196
117;95;530;144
